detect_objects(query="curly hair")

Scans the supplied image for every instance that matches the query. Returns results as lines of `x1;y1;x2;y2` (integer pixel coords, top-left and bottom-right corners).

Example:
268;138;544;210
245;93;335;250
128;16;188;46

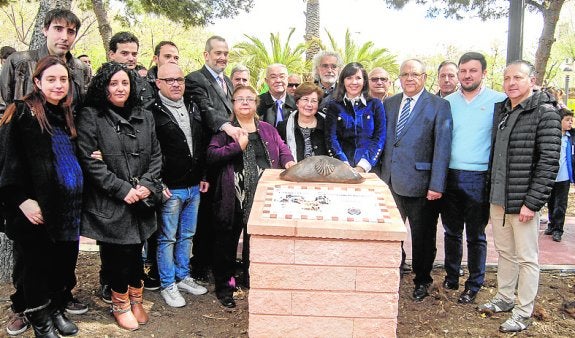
85;62;139;110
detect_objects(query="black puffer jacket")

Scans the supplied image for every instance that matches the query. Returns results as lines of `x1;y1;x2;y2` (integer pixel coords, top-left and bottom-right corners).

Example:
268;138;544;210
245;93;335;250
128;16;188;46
490;90;561;213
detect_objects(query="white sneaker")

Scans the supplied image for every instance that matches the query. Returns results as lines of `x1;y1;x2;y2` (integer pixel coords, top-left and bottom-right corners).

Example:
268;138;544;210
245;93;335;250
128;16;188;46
177;276;208;295
160;283;186;308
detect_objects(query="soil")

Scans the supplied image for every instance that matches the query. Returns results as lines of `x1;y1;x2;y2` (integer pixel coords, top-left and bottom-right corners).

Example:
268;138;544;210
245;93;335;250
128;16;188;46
1;252;575;337
1;198;574;337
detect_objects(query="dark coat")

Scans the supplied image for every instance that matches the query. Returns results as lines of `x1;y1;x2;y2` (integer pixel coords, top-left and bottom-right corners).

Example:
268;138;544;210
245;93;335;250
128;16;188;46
184;65;233;134
76;105;162;244
0;101;81;241
134;75;155;110
151;97;206;189
277;112;327;161
0;45;90;114
257;92;297;127
325;96;386;169
207;121;294;229
380;90;453;197
489;90;561;213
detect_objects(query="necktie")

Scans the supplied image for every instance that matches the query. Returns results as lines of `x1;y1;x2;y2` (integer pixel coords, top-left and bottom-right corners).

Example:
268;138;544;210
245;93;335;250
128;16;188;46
217;74;227;93
396;97;412;138
276;99;283;126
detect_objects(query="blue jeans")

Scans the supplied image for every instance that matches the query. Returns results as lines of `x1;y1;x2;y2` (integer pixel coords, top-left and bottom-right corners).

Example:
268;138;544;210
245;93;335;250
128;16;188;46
440;169;489;292
157;186;200;289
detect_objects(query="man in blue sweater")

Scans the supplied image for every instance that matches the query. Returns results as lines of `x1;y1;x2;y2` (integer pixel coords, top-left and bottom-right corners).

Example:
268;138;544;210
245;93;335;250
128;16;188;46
441;52;506;304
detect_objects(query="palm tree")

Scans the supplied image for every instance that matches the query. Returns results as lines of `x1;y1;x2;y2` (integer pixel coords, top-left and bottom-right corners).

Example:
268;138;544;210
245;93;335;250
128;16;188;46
304;0;320;62
230;28;310;91
321;29;399;77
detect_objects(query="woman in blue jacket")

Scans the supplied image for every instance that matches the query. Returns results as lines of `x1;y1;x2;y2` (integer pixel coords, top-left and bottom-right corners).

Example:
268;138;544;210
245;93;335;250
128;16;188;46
325;62;386;174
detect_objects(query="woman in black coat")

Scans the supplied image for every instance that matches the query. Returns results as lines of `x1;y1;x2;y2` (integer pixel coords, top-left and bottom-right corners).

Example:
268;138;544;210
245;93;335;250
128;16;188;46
76;62;162;331
0;56;82;337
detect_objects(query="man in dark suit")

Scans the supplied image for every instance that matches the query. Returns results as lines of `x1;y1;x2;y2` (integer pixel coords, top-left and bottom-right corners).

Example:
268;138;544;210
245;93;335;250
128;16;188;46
381;59;453;301
257;63;296;127
184;36;243;283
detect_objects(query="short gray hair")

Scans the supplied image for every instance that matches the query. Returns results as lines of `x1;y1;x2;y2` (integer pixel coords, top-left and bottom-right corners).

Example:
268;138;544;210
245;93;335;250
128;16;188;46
266;63;288;77
231;64;249;77
400;58;426;74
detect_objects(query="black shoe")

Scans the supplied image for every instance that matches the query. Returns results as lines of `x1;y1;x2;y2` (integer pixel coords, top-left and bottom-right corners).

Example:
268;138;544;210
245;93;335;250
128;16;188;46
401;262;411;273
100;284;112;304
442;280;459;290
52;309;79;336
143;275;161;291
413;283;430;301
458;288;478;304
25;303;59;338
553;232;562;242
219;296;236;308
544;227;553;235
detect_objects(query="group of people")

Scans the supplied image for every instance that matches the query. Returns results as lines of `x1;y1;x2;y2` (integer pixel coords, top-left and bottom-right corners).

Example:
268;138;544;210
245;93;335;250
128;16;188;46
0;7;569;337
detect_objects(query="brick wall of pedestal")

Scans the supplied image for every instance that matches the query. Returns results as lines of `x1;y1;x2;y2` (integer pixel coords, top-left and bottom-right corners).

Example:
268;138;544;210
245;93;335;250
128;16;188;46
248;235;402;338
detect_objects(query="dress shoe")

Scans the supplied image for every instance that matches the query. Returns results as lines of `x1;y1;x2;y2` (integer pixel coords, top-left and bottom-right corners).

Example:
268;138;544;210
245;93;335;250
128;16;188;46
544;227;553;235
552;232;562;242
51;309;79;336
458;288;478;304
442;280;459;290
401;262;411;273
412;283;430;301
219;296;236;308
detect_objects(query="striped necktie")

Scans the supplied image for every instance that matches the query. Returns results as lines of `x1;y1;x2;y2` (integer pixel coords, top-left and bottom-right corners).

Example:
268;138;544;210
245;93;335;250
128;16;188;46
396;97;412;138
276;99;283;126
217;74;227;94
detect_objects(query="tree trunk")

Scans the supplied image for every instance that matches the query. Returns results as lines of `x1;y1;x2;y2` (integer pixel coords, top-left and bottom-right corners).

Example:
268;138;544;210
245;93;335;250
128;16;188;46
0;233;14;283
92;0;112;54
304;0;320;62
534;0;565;86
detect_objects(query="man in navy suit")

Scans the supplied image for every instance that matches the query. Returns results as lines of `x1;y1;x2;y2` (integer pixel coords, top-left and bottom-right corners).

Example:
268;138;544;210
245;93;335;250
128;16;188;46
380;59;453;301
184;36;244;284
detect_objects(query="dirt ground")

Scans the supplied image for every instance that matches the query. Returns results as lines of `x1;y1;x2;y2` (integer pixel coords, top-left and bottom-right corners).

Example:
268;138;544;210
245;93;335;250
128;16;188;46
1;252;575;337
1;199;575;337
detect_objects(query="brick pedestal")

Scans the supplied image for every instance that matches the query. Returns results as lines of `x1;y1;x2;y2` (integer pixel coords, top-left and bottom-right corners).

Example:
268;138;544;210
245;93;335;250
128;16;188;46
248;170;406;338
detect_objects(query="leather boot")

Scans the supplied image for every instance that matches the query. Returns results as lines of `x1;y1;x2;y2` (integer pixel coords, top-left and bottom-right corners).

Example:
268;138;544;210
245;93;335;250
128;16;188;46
24;302;59;338
52;308;79;336
128;281;149;325
111;290;139;331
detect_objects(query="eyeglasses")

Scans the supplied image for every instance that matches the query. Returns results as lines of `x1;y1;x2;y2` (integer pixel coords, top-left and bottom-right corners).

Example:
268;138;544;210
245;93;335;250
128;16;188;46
268;74;287;81
288;83;300;88
320;64;338;70
498;112;510;130
399;72;424;79
299;98;318;105
233;97;257;103
370;77;389;83
158;77;185;85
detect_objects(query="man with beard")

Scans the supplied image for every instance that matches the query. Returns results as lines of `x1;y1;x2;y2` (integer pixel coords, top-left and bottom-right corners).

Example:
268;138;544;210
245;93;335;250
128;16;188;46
312;51;342;111
441;52;506;304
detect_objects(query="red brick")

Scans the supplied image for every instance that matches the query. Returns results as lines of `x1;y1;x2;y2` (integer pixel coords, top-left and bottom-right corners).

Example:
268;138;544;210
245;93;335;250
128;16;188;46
291;291;398;318
249;314;354;337
250;264;356;290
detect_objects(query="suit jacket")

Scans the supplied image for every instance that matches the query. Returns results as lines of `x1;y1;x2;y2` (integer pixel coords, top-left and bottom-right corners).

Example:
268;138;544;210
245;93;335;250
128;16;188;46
380;89;452;197
257;92;297;127
185;65;233;134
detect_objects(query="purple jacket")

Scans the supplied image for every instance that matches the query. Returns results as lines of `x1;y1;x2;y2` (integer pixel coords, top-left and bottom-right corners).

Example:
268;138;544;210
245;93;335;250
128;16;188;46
207;121;294;227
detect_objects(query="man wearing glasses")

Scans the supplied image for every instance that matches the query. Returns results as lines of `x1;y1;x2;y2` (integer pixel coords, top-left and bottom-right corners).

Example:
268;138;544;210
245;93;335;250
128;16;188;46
257;63;296;127
368;67;392;101
380;59;452;302
312;51;343;111
286;74;302;96
152;63;209;307
478;60;560;333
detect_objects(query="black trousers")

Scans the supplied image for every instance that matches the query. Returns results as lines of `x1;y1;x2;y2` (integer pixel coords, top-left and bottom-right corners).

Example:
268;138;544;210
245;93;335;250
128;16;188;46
391;191;440;286
14;239;79;310
99;242;144;293
190;193;215;277
548;180;571;235
212;211;245;299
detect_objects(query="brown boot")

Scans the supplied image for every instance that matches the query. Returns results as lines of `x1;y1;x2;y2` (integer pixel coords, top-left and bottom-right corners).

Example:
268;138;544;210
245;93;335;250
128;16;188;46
111;290;139;331
128;281;149;325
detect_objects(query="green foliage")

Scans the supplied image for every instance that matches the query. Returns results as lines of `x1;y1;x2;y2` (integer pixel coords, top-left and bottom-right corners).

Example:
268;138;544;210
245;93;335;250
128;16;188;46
384;0;510;20
321;29;399;78
229;28;311;91
119;0;255;27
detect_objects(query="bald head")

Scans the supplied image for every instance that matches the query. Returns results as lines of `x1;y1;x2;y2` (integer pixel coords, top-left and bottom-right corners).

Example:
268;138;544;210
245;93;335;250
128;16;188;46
156;63;185;102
